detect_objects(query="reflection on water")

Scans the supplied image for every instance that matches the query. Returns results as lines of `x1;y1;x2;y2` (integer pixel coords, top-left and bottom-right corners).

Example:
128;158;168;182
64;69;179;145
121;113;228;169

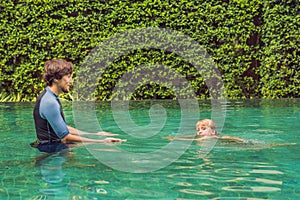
34;149;69;199
37;153;66;184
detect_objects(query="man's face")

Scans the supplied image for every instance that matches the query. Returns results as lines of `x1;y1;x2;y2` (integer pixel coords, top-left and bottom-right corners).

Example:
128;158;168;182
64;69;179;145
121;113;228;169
57;74;72;93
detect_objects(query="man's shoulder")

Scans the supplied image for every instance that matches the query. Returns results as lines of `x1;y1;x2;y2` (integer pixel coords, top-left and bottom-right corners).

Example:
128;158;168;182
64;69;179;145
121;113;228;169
40;90;59;108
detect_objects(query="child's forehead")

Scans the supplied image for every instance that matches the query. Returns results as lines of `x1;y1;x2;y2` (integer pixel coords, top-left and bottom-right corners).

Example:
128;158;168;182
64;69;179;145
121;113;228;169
197;122;209;127
197;125;210;130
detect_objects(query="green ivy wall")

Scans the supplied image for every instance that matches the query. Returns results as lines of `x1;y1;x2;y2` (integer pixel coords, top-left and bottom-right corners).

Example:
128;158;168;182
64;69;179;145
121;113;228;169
0;0;299;101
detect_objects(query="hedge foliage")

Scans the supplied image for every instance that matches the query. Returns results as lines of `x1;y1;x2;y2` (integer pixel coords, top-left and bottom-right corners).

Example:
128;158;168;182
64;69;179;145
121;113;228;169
260;0;300;98
0;0;299;101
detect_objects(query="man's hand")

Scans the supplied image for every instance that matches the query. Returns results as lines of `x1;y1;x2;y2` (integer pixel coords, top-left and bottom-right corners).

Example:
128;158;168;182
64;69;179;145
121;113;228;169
103;137;126;143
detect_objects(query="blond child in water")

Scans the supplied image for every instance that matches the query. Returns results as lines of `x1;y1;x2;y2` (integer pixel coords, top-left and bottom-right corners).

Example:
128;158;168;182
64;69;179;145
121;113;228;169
195;119;245;143
167;119;296;148
166;118;246;143
196;119;219;137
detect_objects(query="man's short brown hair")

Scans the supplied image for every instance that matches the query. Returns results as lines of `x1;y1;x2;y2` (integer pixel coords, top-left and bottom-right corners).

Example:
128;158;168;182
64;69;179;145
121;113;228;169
43;58;74;86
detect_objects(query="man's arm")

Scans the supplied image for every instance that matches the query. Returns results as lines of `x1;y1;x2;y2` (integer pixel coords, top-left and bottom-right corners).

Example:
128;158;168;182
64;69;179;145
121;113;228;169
67;126;118;136
41;99;69;139
61;133;124;143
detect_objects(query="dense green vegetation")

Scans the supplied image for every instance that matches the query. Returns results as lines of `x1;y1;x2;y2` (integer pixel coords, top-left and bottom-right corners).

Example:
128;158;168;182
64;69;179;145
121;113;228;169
0;0;299;101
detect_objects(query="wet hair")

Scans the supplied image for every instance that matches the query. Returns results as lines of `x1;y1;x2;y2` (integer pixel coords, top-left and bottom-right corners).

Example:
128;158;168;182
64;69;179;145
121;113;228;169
196;119;216;130
43;59;74;86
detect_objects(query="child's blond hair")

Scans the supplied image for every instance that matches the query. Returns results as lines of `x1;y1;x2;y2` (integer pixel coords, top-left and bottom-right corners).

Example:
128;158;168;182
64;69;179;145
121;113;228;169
196;119;216;131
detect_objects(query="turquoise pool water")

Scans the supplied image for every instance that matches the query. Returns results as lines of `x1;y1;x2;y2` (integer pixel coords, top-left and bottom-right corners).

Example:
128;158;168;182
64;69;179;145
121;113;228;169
0;100;299;199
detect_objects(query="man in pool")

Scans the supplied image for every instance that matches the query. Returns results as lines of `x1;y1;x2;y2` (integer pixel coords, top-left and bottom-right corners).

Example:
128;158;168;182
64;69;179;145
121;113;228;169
32;58;123;152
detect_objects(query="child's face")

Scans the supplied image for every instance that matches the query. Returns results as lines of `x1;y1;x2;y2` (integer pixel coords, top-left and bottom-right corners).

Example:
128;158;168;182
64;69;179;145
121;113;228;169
196;125;215;136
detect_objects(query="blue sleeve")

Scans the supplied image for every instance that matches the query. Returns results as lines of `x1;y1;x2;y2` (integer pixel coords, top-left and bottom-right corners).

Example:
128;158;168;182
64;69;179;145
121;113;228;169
40;97;69;139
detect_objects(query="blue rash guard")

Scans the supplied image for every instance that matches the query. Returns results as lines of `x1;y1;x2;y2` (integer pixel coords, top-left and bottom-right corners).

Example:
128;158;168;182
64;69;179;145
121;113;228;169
33;87;69;144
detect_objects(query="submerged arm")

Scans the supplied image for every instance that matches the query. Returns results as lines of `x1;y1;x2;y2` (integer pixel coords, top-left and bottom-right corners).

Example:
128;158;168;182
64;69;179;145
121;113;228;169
165;134;196;141
195;135;219;142
220;136;246;143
